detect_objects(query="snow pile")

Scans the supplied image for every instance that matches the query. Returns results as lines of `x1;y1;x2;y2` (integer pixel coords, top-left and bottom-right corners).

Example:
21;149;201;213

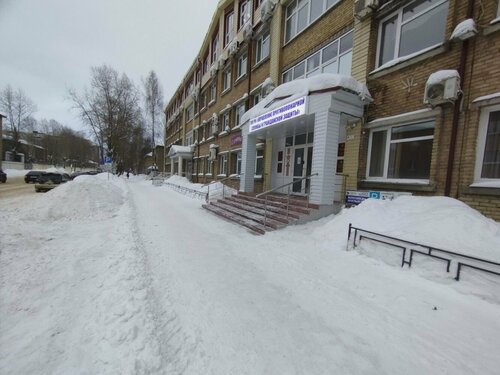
450;18;477;41
25;174;125;222
165;174;237;201
312;196;500;261
242;73;372;124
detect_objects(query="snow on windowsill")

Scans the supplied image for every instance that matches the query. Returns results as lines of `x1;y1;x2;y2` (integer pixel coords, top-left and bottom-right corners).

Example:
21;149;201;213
470;181;500;188
363;178;431;185
473;92;500;103
490;17;500;25
370;44;443;75
219;131;228;136
217;174;227;178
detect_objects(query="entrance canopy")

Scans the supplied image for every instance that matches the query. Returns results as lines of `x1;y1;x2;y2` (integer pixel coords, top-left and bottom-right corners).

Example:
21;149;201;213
168;145;193;160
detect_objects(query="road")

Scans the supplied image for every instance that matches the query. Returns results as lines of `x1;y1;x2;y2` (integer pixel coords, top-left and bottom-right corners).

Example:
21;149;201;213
0;176;36;199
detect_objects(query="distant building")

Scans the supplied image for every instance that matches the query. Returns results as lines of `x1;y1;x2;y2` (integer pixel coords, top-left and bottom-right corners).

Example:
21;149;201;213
164;0;500;221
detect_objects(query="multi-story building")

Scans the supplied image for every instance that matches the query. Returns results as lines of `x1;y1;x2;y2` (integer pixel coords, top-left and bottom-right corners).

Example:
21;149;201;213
164;0;500;221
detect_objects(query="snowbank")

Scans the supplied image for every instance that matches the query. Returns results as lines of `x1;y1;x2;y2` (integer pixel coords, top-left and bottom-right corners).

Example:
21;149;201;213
313;196;500;262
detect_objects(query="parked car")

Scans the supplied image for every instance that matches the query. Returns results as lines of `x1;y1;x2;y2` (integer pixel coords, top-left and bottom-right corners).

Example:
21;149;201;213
24;171;44;183
0;169;6;183
34;172;70;192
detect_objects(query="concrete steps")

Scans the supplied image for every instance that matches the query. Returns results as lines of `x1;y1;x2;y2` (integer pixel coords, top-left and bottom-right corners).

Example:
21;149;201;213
202;193;318;235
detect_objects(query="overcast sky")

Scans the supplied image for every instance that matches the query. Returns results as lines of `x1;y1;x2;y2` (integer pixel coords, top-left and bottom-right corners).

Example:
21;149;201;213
0;0;219;134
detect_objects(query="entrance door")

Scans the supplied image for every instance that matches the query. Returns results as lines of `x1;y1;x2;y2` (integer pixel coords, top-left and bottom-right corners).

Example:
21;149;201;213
292;146;313;194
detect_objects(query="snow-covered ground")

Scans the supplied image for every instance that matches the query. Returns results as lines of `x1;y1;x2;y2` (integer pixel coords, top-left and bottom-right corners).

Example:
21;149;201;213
1;174;499;374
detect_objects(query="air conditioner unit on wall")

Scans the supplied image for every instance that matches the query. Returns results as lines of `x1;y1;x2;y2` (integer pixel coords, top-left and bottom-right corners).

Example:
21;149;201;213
424;75;460;106
354;0;379;20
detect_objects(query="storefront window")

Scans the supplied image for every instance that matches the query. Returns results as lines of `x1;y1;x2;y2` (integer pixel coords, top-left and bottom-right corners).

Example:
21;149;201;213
368;121;435;180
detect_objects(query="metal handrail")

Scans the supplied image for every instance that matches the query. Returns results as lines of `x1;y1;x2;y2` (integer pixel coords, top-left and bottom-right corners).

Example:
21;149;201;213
256;173;319;198
203;173;243;203
256;173;319;228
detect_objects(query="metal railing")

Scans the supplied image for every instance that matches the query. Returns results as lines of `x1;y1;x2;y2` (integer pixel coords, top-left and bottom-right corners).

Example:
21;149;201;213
203;174;242;203
347;224;500;282
256;173;318;228
164;181;206;200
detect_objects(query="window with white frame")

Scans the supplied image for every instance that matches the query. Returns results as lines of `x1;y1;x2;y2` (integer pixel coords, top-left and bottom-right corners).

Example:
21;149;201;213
475;105;500;182
223;66;232;92
255;148;264;176
255;29;270;64
253;92;262;106
237;53;247;79
185;104;194;121
224;10;234;47
219;153;228;175
285;0;340;43
239;0;250;29
235;103;246;126
198;158;205;175
210;82;217;103
206;157;213;175
231;151;242;174
377;0;449;67
185;130;193;146
211;32;219;63
222;111;231;131
282;30;353;82
367;120;435;180
497;0;500;18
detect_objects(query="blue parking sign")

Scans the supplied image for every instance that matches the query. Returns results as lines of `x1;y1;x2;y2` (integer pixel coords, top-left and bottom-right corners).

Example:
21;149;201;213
369;191;381;199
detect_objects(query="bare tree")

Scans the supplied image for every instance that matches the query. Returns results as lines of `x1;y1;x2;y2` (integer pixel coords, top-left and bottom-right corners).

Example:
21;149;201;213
69;65;144;166
0;85;37;158
142;70;164;163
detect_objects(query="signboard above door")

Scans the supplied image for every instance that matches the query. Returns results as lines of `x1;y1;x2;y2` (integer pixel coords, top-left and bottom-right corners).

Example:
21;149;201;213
249;97;307;133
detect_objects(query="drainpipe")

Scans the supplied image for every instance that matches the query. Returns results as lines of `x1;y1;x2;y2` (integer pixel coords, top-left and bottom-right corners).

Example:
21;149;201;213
444;0;474;197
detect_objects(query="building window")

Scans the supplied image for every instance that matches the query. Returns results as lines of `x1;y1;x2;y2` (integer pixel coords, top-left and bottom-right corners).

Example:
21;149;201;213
377;0;449;67
224;10;235;47
185;104;194;121
222;66;232;92
202;52;209;75
255;29;270;64
237;53;248;79
254;0;262;9
239;0;250;29
285;0;340;43
231;151;242;174
222;111;231;131
211;31;219;64
367;120;435;180
255;148;264;176
210;82;217;103
235;103;246;126
282;30;353;82
206;157;213;175
219;153;228;175
475;105;500;182
253;92;262;106
185;130;193;146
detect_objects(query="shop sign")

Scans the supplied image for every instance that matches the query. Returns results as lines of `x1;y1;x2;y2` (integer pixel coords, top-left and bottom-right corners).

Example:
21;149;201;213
230;134;242;146
345;190;411;206
249;97;307;133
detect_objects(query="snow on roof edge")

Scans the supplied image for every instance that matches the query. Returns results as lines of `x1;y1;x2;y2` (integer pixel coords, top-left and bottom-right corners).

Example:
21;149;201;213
241;73;372;124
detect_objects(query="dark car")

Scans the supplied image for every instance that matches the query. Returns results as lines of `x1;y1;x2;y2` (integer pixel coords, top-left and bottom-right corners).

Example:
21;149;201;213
35;172;70;192
0;169;6;183
25;170;44;183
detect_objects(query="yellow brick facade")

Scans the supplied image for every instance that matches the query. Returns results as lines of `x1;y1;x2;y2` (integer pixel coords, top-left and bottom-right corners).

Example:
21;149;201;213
164;0;500;221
